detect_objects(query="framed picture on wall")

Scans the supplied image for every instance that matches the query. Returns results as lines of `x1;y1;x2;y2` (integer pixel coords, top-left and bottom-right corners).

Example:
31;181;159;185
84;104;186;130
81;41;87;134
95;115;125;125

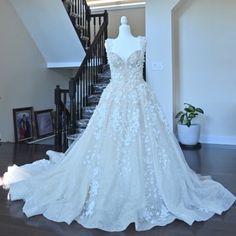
34;109;54;139
13;107;34;143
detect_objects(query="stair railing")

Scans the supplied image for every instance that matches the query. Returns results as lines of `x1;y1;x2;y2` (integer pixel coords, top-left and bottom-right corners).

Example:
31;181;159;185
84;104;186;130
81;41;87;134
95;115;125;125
63;0;107;50
71;11;108;129
55;3;108;146
54;85;70;148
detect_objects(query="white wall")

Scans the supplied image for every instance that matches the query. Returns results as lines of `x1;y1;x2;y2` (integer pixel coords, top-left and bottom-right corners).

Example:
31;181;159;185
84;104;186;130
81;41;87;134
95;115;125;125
107;7;145;38
9;0;85;68
0;0;70;142
146;0;180;130
173;0;236;144
146;0;236;144
92;6;145;38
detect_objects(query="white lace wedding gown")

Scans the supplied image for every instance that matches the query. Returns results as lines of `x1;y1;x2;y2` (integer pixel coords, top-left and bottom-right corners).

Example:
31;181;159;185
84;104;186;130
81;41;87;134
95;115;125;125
2;36;236;231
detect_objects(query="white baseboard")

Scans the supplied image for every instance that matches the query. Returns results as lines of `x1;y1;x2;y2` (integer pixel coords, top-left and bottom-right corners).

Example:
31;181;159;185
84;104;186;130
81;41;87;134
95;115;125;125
47;62;82;68
200;135;236;145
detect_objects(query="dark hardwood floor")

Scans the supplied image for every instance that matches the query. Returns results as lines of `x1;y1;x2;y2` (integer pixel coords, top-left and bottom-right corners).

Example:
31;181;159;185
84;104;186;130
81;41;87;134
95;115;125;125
0;142;235;236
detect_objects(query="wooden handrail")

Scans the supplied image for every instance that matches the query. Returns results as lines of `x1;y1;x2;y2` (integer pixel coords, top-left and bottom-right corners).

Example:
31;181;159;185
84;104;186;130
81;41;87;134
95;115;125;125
75;11;108;80
70;11;108;125
55;2;108;147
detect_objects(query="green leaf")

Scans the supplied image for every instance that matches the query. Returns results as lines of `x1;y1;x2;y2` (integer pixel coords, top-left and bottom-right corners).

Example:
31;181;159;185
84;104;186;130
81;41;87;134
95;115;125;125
180;114;185;124
175;111;184;119
184;102;192;106
184;103;195;110
185;107;195;113
188;113;196;118
196;108;204;114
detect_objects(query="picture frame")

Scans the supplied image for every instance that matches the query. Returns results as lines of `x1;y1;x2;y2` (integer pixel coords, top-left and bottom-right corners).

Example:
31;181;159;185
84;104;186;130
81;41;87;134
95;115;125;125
13;107;34;143
34;109;54;139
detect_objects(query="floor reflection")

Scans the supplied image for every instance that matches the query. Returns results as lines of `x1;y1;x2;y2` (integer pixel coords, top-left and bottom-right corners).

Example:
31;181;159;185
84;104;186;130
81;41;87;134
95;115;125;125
0;143;235;236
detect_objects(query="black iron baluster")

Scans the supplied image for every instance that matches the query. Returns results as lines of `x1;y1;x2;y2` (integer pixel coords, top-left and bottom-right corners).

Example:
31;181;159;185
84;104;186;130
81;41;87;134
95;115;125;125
69;78;76;134
55;85;62;146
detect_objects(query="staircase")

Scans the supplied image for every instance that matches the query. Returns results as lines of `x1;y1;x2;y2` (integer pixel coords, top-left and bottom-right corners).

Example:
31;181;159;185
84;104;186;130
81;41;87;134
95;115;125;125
67;66;111;145
54;0;109;149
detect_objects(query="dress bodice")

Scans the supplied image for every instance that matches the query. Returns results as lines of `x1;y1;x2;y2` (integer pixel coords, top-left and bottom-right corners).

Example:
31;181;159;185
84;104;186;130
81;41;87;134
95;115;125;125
105;36;146;82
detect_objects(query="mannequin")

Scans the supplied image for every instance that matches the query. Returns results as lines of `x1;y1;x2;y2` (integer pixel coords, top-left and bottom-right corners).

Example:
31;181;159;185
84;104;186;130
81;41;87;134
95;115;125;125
111;16;141;61
1;13;235;233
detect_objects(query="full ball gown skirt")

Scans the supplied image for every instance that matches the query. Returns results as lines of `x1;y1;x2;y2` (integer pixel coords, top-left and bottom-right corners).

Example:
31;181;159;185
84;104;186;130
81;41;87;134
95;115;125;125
2;37;235;231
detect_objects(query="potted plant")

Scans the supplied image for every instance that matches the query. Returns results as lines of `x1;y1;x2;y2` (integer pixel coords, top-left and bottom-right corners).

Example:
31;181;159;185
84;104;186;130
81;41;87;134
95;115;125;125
175;103;204;146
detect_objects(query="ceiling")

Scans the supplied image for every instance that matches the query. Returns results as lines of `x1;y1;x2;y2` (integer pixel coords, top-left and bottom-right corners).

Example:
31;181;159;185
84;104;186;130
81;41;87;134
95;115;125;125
87;0;146;9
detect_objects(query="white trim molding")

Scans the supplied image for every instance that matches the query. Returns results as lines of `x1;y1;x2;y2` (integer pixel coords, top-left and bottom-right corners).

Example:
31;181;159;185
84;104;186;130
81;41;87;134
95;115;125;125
47;62;82;68
200;135;236;145
90;2;145;11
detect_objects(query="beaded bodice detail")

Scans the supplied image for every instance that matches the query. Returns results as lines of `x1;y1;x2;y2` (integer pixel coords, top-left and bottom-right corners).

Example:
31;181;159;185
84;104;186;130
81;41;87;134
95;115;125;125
105;36;146;82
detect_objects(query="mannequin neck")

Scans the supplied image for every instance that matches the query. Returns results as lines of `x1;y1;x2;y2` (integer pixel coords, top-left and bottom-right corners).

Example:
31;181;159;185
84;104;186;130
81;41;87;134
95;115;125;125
117;24;133;39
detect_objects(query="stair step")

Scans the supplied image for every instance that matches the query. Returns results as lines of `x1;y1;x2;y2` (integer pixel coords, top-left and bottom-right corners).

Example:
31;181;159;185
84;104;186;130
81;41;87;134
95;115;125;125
67;133;81;141
98;70;111;79
76;127;86;133
97;71;111;83
82;106;96;119
92;83;107;94
63;0;74;5
88;94;101;105
103;64;110;72
70;13;82;19
97;77;110;84
77;118;90;128
67;132;83;146
81;36;90;42
97;76;111;84
63;0;75;8
75;24;86;31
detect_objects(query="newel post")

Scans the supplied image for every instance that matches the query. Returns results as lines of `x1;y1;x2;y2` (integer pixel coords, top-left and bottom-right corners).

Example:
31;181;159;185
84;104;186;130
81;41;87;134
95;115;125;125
69;78;76;134
54;85;62;146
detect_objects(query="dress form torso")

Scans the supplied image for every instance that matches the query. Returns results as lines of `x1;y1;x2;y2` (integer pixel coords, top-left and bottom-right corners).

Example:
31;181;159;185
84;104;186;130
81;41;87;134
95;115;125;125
111;16;141;61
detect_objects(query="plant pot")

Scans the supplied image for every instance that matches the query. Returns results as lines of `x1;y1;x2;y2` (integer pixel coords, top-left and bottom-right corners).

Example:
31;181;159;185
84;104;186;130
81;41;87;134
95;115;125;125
177;124;200;145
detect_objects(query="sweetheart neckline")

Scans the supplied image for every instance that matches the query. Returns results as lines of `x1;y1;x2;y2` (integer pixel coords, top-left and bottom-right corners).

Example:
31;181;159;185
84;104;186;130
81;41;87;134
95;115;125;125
109;50;142;63
106;36;145;63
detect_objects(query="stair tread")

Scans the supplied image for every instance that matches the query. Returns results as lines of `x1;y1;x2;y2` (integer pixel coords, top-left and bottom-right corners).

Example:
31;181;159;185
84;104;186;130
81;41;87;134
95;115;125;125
70;13;82;18
81;36;90;41
67;132;83;140
82;106;96;119
97;77;111;84
63;0;75;6
83;105;96;109
75;24;86;30
92;83;107;94
77;119;90;127
98;71;111;78
76;127;86;132
78;118;90;122
88;94;101;98
102;64;110;71
92;83;107;87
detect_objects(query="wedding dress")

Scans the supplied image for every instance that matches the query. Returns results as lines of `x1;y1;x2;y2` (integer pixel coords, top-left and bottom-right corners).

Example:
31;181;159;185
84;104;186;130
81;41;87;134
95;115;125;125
2;36;235;232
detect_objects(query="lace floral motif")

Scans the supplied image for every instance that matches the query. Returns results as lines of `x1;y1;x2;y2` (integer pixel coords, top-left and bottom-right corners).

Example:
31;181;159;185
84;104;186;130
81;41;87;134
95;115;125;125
3;36;235;232
79;168;99;218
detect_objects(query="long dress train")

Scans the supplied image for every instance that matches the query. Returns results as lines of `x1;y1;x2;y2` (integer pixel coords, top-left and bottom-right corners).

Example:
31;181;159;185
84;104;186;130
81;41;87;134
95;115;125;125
2;36;235;231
